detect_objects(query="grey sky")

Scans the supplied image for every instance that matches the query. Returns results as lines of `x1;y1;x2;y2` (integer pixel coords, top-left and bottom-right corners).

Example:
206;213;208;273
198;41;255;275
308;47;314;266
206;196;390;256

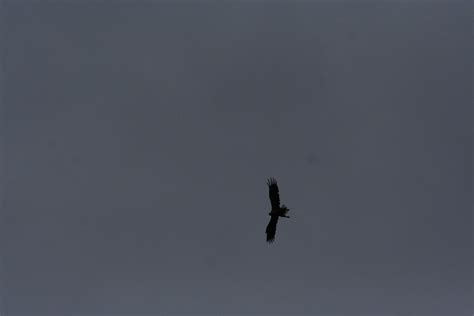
1;1;472;315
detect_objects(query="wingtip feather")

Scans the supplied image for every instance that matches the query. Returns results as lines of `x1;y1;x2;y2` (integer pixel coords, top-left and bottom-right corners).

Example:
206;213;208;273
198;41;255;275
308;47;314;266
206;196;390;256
267;177;278;186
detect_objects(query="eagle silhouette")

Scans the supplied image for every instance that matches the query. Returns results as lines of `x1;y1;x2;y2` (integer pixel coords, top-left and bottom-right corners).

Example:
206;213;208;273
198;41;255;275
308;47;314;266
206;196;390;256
265;178;290;243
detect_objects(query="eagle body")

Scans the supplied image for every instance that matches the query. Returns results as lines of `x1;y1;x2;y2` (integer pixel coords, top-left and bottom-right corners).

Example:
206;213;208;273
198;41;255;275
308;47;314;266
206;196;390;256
269;207;290;217
265;178;290;243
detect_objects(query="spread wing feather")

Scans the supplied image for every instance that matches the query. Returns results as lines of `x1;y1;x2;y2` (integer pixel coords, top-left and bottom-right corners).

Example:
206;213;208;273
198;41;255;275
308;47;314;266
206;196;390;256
267;177;280;210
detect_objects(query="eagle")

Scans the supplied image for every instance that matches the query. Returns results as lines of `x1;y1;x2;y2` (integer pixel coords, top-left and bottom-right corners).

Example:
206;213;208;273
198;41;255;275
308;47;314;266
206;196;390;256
265;178;290;243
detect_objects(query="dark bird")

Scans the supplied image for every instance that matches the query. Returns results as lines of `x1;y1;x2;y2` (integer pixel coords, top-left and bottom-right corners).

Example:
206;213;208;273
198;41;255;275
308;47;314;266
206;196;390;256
265;178;290;243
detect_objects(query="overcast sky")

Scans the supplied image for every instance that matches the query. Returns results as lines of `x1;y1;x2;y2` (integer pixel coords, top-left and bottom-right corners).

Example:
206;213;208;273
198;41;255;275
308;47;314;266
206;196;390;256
0;1;471;315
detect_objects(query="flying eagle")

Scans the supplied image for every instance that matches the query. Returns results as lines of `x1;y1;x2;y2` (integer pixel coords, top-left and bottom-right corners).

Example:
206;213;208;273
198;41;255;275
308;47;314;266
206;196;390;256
265;178;290;243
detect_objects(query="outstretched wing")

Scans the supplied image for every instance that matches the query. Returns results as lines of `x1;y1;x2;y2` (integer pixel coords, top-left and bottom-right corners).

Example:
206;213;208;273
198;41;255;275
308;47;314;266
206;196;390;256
267;177;280;210
266;215;279;243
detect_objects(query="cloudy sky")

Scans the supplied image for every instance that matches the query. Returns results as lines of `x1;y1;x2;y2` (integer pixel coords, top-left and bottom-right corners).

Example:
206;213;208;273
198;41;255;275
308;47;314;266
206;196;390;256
0;1;471;315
